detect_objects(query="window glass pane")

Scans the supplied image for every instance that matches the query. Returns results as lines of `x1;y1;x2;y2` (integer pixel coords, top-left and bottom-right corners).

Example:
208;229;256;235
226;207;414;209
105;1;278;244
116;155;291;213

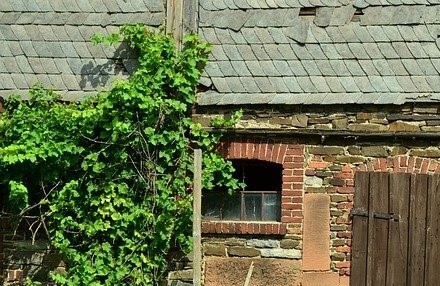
244;194;262;221
223;192;241;220
201;192;222;220
262;193;280;221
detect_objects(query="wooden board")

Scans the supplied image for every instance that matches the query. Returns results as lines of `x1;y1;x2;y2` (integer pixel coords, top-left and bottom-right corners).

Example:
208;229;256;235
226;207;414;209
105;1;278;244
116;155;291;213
351;172;370;286
425;175;440;286
367;172;389;286
386;173;410;286
407;174;428;285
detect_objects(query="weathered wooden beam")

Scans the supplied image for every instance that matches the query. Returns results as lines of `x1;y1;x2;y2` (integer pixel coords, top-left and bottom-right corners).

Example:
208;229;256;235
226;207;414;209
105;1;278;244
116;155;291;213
192;149;202;286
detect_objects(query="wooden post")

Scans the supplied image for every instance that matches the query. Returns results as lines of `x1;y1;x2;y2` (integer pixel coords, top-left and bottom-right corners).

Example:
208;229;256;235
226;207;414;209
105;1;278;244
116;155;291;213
193;149;202;286
166;0;184;50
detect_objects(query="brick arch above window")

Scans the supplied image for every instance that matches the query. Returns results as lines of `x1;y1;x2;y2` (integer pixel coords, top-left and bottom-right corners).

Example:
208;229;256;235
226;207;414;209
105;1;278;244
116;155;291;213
218;139;290;166
201;139;305;235
354;156;440;175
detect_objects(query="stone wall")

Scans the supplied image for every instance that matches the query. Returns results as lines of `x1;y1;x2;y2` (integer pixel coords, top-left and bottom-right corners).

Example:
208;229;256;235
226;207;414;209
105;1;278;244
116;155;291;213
195;103;440;133
194;104;440;285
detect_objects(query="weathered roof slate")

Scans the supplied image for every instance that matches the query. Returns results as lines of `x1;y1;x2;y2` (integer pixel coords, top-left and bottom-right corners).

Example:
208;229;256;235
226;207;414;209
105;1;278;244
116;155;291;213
197;0;440;105
0;0;165;99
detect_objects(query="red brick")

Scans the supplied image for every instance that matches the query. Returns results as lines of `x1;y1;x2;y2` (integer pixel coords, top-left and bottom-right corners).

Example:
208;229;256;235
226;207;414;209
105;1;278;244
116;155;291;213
400;156;408;167
421;159;429;174
336;261;351;268
336;246;351;253
278;144;288;163
282;203;302;210
341;165;352;173
334;172;354;179
337;187;354;194
309;161;330;169
303;194;331;271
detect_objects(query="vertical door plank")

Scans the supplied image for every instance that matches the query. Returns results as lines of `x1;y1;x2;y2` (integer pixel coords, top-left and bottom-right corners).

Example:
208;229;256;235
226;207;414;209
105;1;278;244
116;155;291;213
367;172;389;286
408;174;428;286
387;173;410;286
351;172;370;286
425;174;440;286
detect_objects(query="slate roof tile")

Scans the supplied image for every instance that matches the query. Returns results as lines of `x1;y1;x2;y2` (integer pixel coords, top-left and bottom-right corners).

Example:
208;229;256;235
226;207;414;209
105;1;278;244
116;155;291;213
252;45;270;60
303;59;322;75
264;44;284;60
310;76;331;92
297;76;318;92
372;59;394;75
268;77;290;92
277;44;297;60
396;76;418;92
288;60;308;76
353;76;374;92
344;60;365;76
279;77;301;93
348;43;370;59
377;43;399;59
401;59;423;75
240;77;261;93
237;45;257;60
273;60;294;76
246;61;266;76
369;76;389;92
7;41;23;56
229;30;247;44
255;77;274;92
231;61;252;76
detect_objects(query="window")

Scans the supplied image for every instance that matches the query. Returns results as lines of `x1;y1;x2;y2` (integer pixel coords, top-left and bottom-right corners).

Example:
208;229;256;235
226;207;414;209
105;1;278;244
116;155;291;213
202;159;282;221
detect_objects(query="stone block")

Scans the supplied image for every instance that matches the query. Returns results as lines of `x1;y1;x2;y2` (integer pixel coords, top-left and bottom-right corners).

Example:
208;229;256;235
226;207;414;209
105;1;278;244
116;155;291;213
347;123;388;132
280;239;300;249
303;194;331;271
204;257;301;286
302;272;340;286
388;121;421;132
204;244;226;256
260;248;301;259
227;246;260;257
409;148;440;158
246;239;280;248
361;146;388;157
308;146;345;155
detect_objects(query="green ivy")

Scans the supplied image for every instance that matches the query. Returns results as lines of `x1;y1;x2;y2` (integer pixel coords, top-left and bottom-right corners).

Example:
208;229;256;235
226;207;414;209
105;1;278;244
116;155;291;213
0;24;240;285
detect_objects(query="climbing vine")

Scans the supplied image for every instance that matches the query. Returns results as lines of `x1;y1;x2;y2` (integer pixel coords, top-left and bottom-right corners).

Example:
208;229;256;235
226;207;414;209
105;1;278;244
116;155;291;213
0;25;240;285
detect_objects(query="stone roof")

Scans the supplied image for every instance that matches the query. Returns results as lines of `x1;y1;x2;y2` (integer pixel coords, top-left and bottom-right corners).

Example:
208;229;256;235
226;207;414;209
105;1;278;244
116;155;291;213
197;0;440;105
0;0;165;100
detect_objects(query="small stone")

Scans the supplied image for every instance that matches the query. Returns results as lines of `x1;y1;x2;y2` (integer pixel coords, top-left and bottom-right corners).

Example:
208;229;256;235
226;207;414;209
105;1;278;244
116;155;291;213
228;246;260;257
305;176;323;187
204;244;226;256
332;118;348;129
330;178;345;187
331;252;346;261
292;114;308;127
361;146;388;157
347;146;361;155
331;195;348;203
308;146;345;155
388;121;421;132
347;123;388;132
260;248;301;259
390;146;408;156
247;239;280;248
409;148;440;158
334;156;366;164
280;239;300;249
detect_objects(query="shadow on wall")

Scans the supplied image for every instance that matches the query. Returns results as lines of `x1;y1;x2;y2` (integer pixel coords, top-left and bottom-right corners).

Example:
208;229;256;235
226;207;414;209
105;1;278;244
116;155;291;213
79;42;140;90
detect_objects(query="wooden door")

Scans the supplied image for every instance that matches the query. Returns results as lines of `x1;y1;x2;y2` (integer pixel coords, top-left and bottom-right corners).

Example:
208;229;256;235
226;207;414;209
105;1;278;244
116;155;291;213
351;172;440;286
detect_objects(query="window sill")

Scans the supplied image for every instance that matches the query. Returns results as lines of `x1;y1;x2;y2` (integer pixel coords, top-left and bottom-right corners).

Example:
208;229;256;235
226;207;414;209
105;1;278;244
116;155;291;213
201;220;286;235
